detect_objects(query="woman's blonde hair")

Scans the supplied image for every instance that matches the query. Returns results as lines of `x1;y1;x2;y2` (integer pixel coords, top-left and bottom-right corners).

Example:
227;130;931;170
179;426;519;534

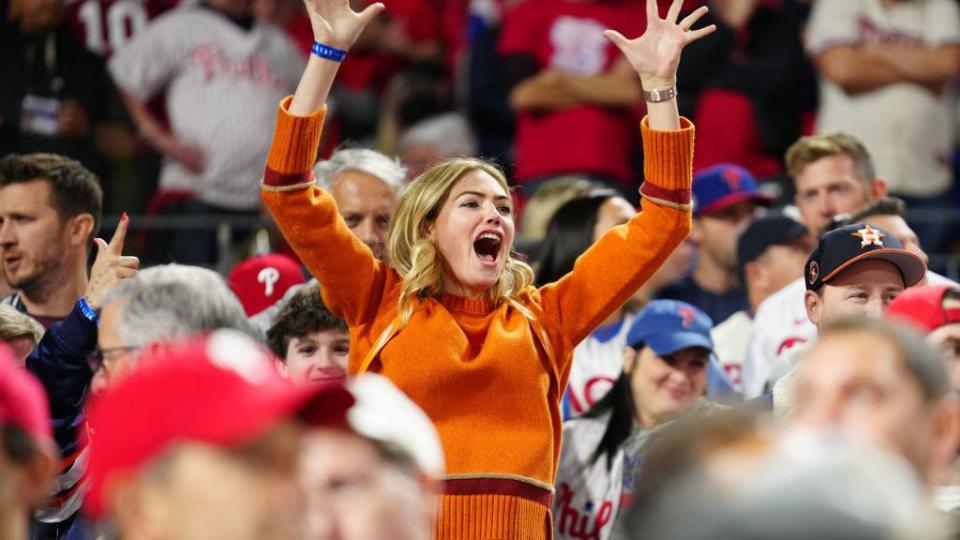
387;158;535;325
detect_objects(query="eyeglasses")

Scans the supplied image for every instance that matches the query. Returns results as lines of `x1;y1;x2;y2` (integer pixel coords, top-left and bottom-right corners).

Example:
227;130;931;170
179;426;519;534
87;346;139;374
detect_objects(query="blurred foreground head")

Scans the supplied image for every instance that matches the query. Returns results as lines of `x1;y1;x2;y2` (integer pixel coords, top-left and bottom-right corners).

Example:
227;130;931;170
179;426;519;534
789;318;960;488
87;330;444;540
625;407;950;539
86;330;355;540
0;347;57;540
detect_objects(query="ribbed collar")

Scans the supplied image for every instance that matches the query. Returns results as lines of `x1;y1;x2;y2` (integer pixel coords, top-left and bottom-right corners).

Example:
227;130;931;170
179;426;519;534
441;293;494;316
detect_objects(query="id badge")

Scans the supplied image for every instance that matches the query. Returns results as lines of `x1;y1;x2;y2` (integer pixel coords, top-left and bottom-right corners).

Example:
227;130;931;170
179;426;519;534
20;94;60;136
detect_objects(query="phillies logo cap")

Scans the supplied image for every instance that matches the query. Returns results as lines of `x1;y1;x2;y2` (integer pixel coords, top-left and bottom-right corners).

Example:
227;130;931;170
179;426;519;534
804;223;926;291
626;300;714;355
227;254;306;316
691;163;773;218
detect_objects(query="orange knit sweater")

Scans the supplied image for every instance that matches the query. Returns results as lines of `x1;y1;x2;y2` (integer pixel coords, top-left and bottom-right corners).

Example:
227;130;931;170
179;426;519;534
262;97;694;539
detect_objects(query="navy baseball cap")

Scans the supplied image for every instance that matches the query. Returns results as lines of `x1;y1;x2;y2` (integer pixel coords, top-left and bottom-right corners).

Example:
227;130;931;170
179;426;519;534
692;164;773;218
626;300;714;355
804;223;926;291
737;213;809;273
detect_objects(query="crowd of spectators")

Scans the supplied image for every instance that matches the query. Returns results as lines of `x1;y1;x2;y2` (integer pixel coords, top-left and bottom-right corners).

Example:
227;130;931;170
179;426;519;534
4;0;960;539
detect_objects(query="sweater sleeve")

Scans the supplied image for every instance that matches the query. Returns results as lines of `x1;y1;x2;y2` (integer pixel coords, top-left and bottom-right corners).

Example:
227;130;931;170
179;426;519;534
260;97;388;325
537;117;694;348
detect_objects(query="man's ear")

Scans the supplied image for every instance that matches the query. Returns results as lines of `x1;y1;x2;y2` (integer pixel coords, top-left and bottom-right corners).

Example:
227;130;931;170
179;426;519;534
744;260;763;291
804;289;822;327
930;397;960;483
275;358;289;379
67;213;95;248
870;178;888;199
688;220;703;246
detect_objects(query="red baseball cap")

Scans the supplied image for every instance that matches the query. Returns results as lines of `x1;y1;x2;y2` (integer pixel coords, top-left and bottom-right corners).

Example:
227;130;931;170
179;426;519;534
228;254;306;316
886;284;960;333
0;344;53;449
84;330;353;520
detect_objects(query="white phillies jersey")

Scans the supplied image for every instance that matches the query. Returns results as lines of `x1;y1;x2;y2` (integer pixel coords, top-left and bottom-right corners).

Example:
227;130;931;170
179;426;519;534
742;278;814;399
565;314;634;418
109;5;304;210
742;271;958;398
710;309;752;394
807;0;960;197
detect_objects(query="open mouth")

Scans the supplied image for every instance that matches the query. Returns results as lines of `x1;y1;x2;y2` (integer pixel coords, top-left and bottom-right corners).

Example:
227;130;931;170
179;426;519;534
473;231;503;265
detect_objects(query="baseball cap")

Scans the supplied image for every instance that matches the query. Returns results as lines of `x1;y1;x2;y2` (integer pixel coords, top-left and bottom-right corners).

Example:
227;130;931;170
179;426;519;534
85;330;354;520
228;254;306;317
347;374;445;478
626;300;714;355
692;164;773;218
804;223;926;291
0;344;53;449
737;213;809;273
886;284;960;333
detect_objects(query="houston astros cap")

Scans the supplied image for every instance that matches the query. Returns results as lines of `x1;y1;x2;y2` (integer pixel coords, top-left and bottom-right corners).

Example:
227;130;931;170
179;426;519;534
85;330;354;520
692;164;773;218
804;223;926;291
627;300;714;355
886;284;960;333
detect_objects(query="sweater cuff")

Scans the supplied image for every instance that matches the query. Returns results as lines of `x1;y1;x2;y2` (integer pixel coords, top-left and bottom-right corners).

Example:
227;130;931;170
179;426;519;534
263;96;326;190
639;116;694;210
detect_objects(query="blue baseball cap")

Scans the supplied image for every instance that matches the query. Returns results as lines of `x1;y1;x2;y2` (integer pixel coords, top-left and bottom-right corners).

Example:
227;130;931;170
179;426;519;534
804;223;926;291
692;164;773;218
626;300;714;356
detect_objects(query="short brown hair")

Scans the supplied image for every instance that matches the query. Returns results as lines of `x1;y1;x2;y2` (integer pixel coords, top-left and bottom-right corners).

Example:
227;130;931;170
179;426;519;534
785;132;876;188
266;285;347;359
0;154;103;240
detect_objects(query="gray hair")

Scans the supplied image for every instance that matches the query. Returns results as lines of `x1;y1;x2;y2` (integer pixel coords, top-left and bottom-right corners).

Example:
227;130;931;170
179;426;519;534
313;148;407;194
819;317;950;403
398;112;478;160
100;264;257;349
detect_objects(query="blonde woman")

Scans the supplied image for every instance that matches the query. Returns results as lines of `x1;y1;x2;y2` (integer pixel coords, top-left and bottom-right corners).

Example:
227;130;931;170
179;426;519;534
260;0;715;537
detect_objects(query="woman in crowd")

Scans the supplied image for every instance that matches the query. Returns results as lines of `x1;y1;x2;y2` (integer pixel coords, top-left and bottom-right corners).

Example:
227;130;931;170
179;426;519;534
536;190;637;418
259;0;714;536
553;300;723;540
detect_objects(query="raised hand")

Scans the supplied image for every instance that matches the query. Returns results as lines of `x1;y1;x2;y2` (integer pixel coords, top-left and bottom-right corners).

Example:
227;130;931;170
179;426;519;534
305;0;385;49
604;0;715;89
84;213;140;310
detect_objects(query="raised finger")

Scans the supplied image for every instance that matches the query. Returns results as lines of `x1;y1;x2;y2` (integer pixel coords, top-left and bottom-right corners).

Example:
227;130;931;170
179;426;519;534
114;266;138;279
646;0;658;22
685;24;717;43
356;2;385;27
679;5;709;30
115;256;140;269
107;213;129;255
667;0;683;23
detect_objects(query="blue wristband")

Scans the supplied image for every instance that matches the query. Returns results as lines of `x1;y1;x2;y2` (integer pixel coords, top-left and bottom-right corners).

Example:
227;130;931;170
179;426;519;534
311;41;347;62
78;297;99;326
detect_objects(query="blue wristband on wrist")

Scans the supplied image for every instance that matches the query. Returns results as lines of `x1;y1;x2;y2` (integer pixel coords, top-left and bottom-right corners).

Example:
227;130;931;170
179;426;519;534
78;297;99;326
311;41;347;62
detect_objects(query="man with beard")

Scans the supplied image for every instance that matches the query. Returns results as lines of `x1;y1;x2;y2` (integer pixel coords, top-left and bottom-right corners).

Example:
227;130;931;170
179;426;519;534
0;153;137;539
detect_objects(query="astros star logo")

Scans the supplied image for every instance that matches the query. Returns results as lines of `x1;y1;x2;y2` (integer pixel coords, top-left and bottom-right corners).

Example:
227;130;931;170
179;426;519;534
851;225;885;248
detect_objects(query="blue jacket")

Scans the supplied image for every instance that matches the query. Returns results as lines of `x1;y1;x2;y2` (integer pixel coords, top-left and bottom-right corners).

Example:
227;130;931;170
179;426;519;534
8;295;96;540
